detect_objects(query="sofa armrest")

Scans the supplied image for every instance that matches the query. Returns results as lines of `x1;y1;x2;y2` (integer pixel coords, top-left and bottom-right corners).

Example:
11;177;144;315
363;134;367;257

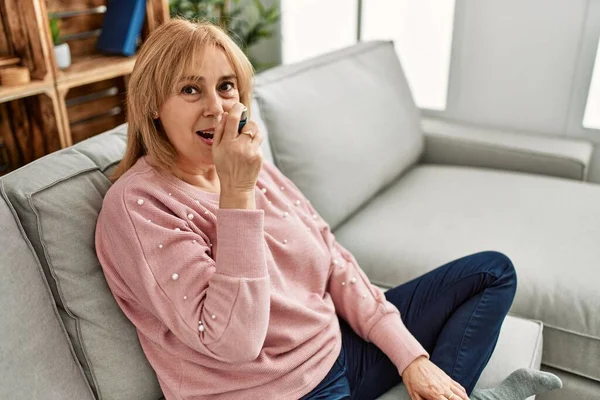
420;118;594;181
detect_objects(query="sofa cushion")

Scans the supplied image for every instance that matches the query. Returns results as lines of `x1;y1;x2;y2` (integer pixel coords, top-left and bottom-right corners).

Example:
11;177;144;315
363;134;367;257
420;117;594;181
333;164;600;382
254;40;424;230
0;182;95;400
376;314;544;399
251;95;275;164
540;366;600;400
1;125;163;400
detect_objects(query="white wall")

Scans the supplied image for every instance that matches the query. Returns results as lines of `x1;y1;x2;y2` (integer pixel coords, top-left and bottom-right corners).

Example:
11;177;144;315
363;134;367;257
425;0;600;184
588;148;600;182
362;0;456;111
442;0;588;135
280;0;357;64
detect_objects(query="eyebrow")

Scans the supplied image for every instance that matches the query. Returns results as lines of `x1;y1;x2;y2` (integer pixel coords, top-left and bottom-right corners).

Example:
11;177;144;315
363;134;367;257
181;74;237;82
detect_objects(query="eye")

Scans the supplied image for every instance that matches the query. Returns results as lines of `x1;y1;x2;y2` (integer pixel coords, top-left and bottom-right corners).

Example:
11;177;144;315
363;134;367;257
219;81;235;92
181;85;200;95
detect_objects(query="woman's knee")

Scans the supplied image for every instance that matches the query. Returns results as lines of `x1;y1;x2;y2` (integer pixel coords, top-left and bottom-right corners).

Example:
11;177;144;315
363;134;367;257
479;250;517;292
480;251;518;314
477;250;517;287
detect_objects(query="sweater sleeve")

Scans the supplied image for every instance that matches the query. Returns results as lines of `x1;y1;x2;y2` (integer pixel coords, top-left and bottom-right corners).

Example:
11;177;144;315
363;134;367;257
271;165;429;374
262;162;428;374
95;187;271;364
320;220;429;374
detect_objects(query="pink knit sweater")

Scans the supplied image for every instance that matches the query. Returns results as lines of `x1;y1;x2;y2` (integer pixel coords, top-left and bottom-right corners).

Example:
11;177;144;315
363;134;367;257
95;156;428;400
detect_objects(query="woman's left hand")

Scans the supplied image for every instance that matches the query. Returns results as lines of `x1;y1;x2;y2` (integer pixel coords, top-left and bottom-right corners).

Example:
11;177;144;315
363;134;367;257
401;356;469;400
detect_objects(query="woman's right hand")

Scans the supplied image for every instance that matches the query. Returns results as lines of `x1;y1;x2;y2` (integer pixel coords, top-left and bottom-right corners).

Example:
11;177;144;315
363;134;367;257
402;356;469;400
212;103;263;196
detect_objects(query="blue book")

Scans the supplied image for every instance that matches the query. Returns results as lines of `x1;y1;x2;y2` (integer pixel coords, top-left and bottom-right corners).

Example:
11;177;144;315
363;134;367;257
97;0;147;56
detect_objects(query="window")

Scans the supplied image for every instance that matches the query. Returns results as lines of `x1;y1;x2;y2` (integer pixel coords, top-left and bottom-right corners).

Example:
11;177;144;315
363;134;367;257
281;0;358;65
361;0;456;110
583;38;600;130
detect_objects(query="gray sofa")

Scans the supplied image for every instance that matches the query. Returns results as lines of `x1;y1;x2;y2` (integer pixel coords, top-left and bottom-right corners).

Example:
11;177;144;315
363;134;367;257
1;41;598;400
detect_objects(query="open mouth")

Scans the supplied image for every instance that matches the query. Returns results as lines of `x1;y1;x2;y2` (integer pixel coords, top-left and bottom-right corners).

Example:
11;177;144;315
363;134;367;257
196;130;214;139
196;130;215;146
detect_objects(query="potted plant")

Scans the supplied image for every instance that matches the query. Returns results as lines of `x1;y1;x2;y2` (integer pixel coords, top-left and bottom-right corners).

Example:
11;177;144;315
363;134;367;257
169;0;280;71
49;17;71;70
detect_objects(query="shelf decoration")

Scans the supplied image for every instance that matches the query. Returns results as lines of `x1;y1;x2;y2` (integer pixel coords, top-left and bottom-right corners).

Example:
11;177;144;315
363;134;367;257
97;0;147;56
0;67;30;86
49;17;71;70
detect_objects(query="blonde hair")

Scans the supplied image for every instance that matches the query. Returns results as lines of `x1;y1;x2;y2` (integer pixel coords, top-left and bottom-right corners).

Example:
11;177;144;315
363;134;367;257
111;18;255;181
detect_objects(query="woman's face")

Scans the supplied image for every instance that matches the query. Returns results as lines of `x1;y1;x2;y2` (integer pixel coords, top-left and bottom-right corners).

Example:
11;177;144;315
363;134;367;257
157;46;240;168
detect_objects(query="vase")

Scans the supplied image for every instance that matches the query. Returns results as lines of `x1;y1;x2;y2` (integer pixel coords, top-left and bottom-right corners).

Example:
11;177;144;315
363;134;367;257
54;43;71;70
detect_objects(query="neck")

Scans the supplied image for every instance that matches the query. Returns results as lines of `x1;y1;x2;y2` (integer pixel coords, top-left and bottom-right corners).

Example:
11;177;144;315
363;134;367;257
173;162;220;191
146;155;220;192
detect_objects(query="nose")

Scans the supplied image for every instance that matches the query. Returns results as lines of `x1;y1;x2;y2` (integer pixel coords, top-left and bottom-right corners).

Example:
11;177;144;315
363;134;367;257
202;89;224;119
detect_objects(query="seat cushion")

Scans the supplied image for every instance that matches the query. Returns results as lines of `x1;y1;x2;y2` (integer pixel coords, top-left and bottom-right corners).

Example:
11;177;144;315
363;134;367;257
254;40;424;230
1;125;163;400
0;182;95;400
334;165;600;382
376;314;543;399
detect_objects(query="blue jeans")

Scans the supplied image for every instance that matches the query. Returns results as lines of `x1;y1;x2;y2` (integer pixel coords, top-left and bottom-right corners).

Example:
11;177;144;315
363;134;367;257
300;251;517;400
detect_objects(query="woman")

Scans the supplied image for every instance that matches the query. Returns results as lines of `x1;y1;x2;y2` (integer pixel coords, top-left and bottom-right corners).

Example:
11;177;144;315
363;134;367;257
95;19;562;400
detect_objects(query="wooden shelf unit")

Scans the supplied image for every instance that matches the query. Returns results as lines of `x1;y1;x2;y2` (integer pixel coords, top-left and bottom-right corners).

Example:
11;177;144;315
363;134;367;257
0;91;64;175
56;54;137;88
0;0;55;100
0;79;54;103
0;0;65;173
0;0;169;174
55;54;137;147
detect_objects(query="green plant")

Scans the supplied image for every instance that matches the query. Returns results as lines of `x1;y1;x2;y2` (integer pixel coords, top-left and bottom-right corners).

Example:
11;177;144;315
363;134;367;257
49;17;62;46
169;0;280;70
